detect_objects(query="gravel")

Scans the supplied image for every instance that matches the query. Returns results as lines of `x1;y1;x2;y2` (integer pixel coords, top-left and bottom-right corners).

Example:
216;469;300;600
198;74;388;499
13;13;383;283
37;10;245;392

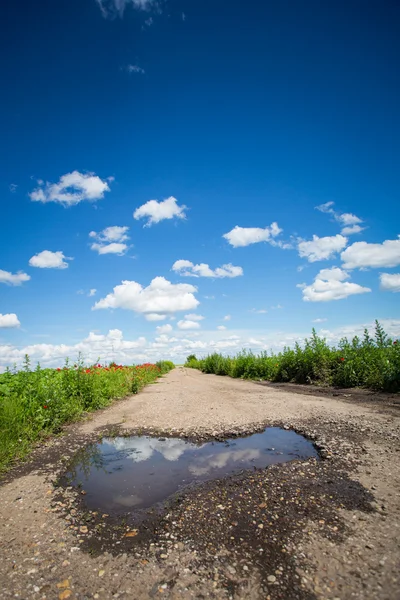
0;367;399;599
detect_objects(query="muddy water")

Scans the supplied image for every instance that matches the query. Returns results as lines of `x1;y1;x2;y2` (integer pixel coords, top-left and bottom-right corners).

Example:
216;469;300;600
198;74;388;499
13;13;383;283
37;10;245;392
64;428;318;513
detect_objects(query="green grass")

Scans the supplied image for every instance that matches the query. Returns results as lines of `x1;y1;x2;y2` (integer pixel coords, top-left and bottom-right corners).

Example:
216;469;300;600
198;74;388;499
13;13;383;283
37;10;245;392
185;321;400;392
0;358;174;473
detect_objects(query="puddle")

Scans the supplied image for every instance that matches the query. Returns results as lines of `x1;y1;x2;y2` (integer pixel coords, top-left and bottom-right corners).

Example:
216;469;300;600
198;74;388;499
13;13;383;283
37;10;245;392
63;428;318;514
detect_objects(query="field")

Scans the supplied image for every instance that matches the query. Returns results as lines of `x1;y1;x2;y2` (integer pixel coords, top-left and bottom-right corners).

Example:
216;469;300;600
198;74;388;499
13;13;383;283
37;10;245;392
185;321;400;392
0;359;174;472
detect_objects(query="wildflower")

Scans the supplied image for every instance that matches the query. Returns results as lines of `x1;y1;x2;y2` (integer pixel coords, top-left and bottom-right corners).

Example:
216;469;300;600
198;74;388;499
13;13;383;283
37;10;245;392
394;341;398;345
340;357;345;362
57;368;61;371
43;405;48;409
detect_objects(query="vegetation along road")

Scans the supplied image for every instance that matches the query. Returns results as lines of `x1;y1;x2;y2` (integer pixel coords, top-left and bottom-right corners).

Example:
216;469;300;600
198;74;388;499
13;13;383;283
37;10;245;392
1;367;399;599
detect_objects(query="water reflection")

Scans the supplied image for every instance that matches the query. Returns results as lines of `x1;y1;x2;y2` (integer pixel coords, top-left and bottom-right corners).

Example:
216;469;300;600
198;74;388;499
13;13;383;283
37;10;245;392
63;428;318;513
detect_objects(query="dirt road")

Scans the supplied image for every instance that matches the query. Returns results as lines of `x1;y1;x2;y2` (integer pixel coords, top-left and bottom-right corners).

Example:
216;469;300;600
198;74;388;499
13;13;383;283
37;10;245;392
1;367;399;599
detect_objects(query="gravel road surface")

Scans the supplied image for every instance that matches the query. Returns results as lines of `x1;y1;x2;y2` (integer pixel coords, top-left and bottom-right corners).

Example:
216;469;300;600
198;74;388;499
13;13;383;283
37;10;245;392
1;367;399;600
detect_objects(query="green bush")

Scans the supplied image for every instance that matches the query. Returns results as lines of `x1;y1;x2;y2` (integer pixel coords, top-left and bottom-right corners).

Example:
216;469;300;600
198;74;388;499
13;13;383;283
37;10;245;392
155;360;175;374
185;321;400;392
0;359;172;472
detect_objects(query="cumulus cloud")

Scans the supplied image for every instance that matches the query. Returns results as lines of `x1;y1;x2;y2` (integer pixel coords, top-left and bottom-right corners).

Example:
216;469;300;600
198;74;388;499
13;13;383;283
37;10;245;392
93;277;199;319
380;273;400;292
223;315;231;321
29;251;71;269
133;196;187;227
298;234;348;262
172;260;243;278
340;225;364;236
0;329;148;371
88;289;97;297
312;318;327;323
250;308;267;314
96;0;157;18
0;269;30;286
0;313;20;328
341;237;400;269
145;313;167;321
156;324;173;333
315;202;365;235
299;267;371;302
177;320;201;330
29;171;111;207
217;325;227;330
223;222;282;247
9;184;18;193
89;226;130;255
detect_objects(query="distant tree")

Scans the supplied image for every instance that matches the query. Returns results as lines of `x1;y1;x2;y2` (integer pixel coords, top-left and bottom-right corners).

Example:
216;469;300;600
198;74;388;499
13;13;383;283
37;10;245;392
186;354;197;363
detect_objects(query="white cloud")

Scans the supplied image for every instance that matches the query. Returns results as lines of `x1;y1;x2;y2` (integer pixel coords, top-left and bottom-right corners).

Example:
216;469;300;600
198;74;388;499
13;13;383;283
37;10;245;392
125;64;145;74
312;318;327;323
88;289;97;297
250;308;268;314
29;251;71;269
0;329;148;371
299;267;371;302
9;184;18;193
0;313;20;328
223;315;231;321
298;234;348;262
145;313;167;321
315;202;365;235
172;260;243;278
341;225;364;236
96;0;157;18
156;324;173;333
91;243;128;255
134;196;187;227
0;270;30;286
338;213;363;226
380;273;400;292
93;277;199;318
177;320;201;330
341;237;400;269
184;313;204;321
217;325;227;330
29;171;111;207
3;319;400;372
223;222;282;248
89;226;130;255
271;304;283;309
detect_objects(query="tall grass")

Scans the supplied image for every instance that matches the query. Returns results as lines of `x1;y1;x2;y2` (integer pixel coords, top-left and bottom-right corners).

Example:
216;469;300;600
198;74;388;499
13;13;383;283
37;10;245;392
185;321;400;392
0;357;174;472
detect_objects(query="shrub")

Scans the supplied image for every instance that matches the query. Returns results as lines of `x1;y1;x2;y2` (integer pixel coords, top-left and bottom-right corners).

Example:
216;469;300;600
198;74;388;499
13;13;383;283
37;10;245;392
0;359;171;472
185;321;400;392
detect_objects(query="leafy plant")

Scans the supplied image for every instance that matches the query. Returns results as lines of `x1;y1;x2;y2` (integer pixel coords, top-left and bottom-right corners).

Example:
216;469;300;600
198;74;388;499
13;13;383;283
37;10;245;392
185;321;399;392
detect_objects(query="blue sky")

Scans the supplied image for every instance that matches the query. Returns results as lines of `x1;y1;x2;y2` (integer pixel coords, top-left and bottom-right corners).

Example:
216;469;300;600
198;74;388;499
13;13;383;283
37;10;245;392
1;0;399;368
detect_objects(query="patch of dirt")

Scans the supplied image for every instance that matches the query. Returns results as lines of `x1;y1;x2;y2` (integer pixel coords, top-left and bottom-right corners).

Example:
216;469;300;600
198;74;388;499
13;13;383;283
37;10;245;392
0;368;399;599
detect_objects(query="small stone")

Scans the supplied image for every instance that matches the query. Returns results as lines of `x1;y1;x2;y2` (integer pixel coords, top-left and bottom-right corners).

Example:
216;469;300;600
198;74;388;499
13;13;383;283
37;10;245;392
59;591;72;600
99;570;105;577
267;575;276;583
79;526;88;534
160;554;168;559
56;580;70;589
62;560;70;567
258;524;264;529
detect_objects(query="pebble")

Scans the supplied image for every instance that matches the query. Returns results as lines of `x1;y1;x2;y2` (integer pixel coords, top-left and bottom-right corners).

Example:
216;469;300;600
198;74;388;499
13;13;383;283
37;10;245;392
267;575;276;583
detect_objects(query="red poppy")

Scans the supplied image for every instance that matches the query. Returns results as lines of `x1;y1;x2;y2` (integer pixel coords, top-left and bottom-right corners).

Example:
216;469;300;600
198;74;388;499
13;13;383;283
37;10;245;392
57;368;61;371
340;357;345;361
43;405;48;409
